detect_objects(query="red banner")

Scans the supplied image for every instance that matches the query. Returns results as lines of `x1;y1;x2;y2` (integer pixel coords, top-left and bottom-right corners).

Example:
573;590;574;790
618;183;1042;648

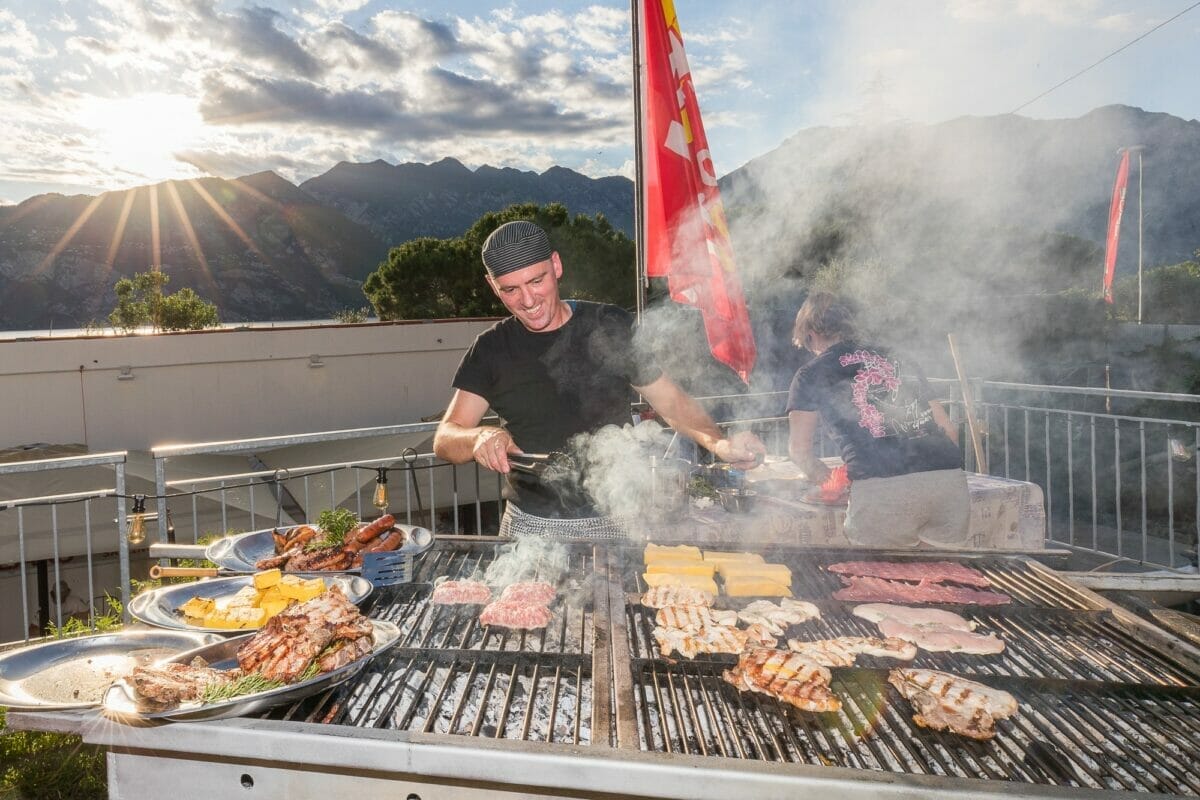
1102;150;1130;304
639;0;756;383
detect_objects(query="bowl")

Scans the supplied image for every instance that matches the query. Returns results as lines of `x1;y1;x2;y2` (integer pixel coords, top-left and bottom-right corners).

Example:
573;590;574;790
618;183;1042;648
716;487;757;514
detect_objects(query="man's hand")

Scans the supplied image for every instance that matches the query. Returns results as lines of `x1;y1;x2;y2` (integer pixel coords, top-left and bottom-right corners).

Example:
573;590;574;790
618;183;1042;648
712;430;767;470
473;427;518;472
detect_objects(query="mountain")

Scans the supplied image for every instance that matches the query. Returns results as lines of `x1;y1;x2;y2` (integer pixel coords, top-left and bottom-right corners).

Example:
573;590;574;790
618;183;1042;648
299;157;633;243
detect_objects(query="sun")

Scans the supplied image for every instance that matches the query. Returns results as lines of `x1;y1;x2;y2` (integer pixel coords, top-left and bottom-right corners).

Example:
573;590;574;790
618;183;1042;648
78;93;206;183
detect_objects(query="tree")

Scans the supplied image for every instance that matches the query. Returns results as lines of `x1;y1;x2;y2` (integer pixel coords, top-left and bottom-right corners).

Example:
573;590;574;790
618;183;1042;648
107;271;219;333
363;203;635;320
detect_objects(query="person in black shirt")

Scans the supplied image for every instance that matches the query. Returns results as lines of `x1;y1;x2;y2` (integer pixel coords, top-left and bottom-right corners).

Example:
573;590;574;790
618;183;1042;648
433;220;765;538
786;292;968;547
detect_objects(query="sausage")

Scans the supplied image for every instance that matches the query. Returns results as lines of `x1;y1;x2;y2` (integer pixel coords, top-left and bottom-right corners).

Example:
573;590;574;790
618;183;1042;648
355;513;395;543
342;537;370;555
363;527;404;553
287;525;320;549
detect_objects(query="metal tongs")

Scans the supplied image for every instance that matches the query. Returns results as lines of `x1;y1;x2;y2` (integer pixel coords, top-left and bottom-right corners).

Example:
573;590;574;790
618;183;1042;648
508;451;578;478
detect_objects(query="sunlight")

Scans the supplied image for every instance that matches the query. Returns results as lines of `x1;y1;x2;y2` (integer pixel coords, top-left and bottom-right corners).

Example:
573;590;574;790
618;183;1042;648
77;93;205;182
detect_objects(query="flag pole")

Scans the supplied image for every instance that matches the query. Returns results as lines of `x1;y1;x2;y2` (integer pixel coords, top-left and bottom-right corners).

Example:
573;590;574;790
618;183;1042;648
630;0;647;321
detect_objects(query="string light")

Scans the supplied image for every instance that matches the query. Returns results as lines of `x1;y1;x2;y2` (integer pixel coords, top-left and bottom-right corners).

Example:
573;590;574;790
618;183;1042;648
372;467;389;512
127;495;147;546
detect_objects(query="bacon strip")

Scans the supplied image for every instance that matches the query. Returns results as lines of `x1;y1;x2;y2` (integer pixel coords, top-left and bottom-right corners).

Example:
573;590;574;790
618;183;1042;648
833;575;1011;606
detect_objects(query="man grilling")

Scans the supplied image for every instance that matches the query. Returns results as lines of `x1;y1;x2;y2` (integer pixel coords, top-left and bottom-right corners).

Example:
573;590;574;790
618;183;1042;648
433;220;765;539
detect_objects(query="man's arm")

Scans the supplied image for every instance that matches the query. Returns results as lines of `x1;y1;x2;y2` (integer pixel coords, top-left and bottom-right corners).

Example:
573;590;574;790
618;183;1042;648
929;400;959;445
433;389;518;472
788;410;831;483
635;375;765;468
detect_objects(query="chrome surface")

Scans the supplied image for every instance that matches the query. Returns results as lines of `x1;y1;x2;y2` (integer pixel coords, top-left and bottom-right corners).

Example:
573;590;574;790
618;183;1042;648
204;524;433;573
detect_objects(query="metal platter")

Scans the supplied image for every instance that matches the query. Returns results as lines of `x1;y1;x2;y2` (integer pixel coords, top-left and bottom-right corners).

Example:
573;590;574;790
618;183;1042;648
206;524;434;574
101;619;400;722
128;574;374;634
0;629;223;711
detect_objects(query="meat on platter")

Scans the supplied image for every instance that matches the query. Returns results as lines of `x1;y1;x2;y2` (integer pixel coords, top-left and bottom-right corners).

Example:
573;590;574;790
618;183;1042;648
785;636;917;667
498;581;557;605
736;598;821;636
723;648;842;713
640;585;714;609
828;560;991;588
888;668;1018;740
851;603;977;631
478;599;553;630
257;513;402;572
431;579;493;605
877;618;1005;655
129;585;375;707
833;575;1011;606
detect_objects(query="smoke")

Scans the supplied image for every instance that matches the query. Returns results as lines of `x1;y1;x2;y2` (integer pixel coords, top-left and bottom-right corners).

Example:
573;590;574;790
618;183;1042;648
482;535;569;586
571;419;684;524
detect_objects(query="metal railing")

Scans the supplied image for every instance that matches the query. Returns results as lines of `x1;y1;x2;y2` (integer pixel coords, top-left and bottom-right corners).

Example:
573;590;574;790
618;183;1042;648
0;452;130;642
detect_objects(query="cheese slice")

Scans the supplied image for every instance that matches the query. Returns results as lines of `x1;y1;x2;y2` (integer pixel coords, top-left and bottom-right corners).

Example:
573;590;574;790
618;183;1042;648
714;562;793;584
645;559;716;577
644;544;702;564
723;574;793;597
642;572;719;595
702;550;766;564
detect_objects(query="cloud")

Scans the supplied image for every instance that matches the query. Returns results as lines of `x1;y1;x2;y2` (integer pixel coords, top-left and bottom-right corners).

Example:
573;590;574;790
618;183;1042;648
0;9;55;58
222;6;324;79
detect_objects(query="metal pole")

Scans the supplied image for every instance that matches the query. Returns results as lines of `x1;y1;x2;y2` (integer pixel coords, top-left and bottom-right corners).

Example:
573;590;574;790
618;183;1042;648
631;0;646;320
1137;148;1144;324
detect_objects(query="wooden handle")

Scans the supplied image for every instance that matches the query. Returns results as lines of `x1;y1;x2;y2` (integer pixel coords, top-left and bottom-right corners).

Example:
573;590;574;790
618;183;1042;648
150;565;219;579
947;334;988;474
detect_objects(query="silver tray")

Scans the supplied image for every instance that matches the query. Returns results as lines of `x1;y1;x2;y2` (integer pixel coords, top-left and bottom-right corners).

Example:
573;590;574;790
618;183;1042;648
0;629;223;711
101;619;400;722
206;524;434;574
128;574;374;634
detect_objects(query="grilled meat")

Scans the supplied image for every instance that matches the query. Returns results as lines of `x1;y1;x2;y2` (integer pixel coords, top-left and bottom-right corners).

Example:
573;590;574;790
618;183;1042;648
888;668;1018;740
743;622;779;646
316;635;374;672
877;618;1005;654
736;598;820;635
723;648;841;713
129;657;241;705
828;560;991;587
655;605;738;631
285;545;351;572
498;581;556;606
640;585;714;609
653;624;748;659
431;579;493;605
237;585;372;683
786;636;917;667
852;603;976;631
478;599;553;629
833;575;1011;606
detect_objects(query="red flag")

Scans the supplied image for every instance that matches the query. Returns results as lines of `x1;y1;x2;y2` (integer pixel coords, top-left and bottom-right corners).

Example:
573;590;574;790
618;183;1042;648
1102;150;1131;304
638;0;756;383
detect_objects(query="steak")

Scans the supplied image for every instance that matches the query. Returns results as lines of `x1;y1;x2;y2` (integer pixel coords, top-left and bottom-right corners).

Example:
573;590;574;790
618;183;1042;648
498;581;557;606
478;600;553;629
431;579;493;605
833;575;1011;605
129;658;241;705
827;560;990;587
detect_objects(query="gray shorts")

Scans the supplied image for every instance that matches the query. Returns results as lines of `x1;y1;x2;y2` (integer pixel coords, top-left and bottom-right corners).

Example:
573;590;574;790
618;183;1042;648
498;503;630;540
843;468;969;549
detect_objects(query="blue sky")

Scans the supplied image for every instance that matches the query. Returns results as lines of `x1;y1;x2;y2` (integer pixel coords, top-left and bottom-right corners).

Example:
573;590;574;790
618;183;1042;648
0;0;1197;206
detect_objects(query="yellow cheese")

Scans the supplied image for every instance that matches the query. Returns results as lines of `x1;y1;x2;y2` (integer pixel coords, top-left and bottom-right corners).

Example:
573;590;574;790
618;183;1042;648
643;544;702;564
645;559;716;577
178;596;216;619
227;607;267;629
226;585;261;609
279;576;326;603
261;598;290;619
722;575;793;597
701;550;766;564
714;562;793;585
642;572;719;595
202;610;237;629
253;568;282;589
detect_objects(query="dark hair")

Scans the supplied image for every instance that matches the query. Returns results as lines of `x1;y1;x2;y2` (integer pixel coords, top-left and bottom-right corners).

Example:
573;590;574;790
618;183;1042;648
792;291;856;348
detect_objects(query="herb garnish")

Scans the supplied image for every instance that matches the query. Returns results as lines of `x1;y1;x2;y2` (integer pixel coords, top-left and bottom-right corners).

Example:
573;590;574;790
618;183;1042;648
305;508;359;551
199;661;323;704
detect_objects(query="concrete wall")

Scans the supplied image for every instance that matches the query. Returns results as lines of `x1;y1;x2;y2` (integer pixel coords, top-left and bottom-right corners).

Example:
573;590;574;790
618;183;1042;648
0;319;496;452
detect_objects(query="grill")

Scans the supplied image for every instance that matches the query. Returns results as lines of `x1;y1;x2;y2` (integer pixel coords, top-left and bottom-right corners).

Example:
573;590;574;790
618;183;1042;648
14;537;1200;799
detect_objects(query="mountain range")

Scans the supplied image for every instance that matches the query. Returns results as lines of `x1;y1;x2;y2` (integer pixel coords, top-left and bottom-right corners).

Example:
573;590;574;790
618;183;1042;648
0;104;1197;330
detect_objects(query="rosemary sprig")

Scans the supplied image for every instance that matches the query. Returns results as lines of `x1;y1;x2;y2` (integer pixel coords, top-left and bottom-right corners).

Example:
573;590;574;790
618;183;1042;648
306;508;358;551
200;673;285;704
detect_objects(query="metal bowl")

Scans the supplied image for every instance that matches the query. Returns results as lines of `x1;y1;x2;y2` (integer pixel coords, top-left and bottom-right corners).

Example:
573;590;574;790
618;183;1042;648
716;487;757;513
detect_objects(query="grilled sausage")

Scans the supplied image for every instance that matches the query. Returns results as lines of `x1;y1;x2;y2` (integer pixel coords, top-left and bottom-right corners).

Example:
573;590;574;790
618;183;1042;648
287;525;320;549
363;527;404;553
355;513;395;543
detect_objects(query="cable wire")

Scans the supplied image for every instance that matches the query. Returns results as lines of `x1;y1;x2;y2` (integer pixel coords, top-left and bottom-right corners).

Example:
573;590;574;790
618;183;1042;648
1009;0;1200;115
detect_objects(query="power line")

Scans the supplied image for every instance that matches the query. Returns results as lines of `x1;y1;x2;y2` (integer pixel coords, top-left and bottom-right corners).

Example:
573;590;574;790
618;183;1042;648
1009;0;1200;115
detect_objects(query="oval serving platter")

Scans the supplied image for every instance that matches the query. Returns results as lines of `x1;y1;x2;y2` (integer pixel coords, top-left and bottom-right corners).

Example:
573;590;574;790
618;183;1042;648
0;629;224;711
206;524;434;574
128;574;374;634
101;618;400;722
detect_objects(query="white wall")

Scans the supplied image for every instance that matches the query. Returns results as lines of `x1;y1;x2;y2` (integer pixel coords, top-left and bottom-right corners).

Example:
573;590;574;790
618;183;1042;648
0;319;496;452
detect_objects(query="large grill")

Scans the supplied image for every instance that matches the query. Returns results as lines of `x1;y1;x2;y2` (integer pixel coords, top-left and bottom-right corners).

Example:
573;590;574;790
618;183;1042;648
15;537;1200;799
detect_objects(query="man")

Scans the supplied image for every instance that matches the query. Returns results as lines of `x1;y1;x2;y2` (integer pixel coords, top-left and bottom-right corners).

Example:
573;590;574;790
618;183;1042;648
433;220;764;538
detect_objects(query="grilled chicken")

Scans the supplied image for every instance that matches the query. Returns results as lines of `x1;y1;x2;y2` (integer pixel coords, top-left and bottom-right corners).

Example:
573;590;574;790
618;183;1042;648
655;605;738;631
736;598;820;635
851;603;976;631
640;585;714;609
743;622;780;647
723;648;841;713
877;618;1005;654
888;668;1018;740
653;625;748;659
786;636;917;667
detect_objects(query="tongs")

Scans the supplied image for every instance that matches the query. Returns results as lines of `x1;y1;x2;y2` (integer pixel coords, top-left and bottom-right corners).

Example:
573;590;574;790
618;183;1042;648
508;451;577;478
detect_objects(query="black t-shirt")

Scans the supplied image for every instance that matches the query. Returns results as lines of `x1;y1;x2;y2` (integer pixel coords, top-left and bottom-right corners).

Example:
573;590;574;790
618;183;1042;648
452;301;663;517
786;341;961;481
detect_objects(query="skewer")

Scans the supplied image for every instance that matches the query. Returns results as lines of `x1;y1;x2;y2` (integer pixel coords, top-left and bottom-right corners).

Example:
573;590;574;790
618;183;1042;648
948;333;988;474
